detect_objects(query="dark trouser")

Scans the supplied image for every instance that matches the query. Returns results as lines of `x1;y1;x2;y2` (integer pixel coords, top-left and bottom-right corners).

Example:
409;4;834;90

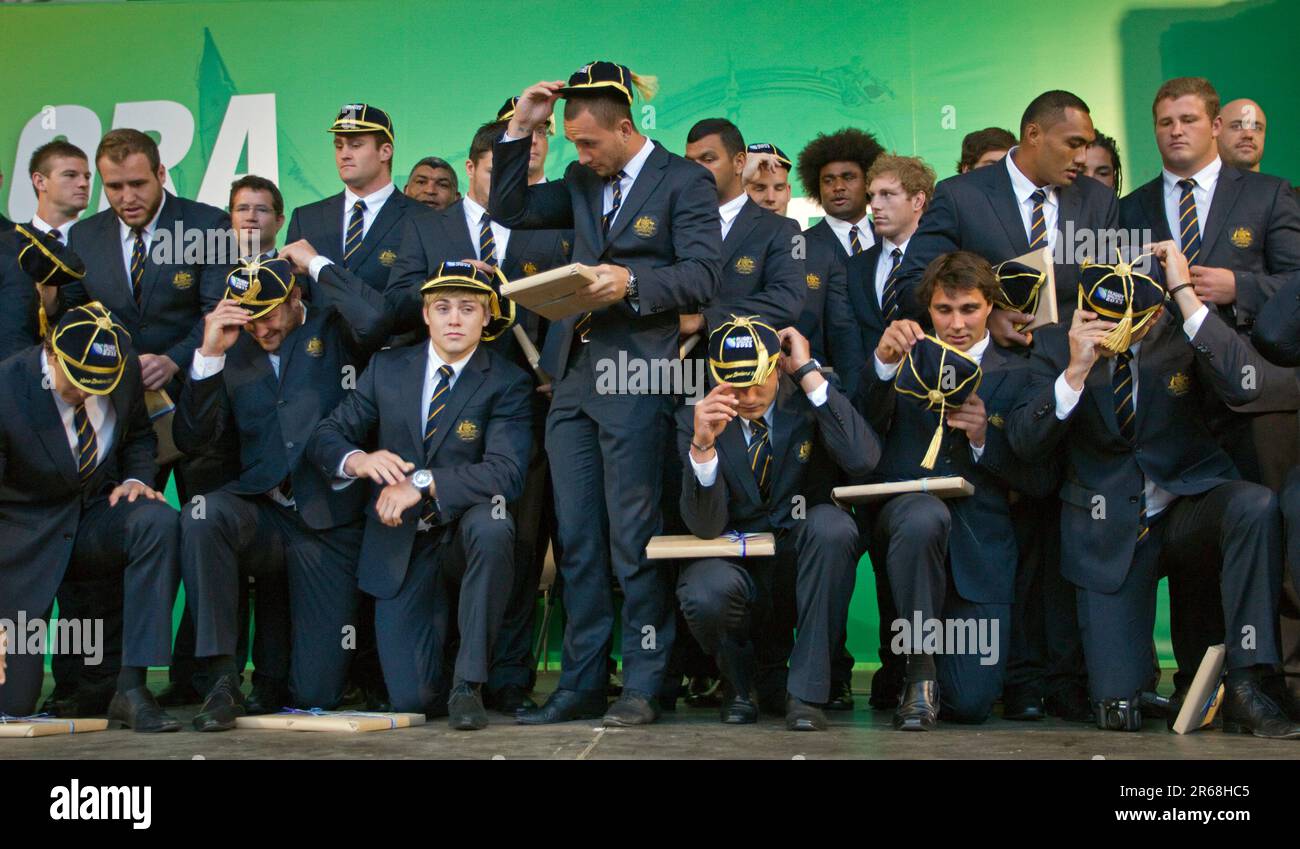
0;497;179;717
49;575;122;698
374;502;514;713
168;580;283;695
1078;481;1283;702
179;492;361;709
489;434;558;693
873;493;1008;722
676;504;858;705
545;349;675;697
1004;495;1086;702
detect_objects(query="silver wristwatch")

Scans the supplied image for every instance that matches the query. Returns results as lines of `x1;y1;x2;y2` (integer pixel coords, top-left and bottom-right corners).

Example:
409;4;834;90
410;469;434;493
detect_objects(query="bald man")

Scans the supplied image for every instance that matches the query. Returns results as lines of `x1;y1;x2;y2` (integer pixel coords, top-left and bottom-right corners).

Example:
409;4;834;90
1218;98;1267;172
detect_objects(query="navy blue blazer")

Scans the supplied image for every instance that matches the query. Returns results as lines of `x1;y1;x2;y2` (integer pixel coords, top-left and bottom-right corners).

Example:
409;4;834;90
286;186;423;297
0;224;41;361
796;231;863;396
854;343;1056;604
489;135;721;380
703;197;806;333
307;343;533;598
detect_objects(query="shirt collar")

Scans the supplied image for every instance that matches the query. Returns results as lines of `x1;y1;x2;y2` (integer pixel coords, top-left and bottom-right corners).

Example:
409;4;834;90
32;214;74;240
719;193;748;224
823;211;872;238
427;341;475;381
1005;148;1055;205
967;331;992;365
463;194;489;223
741;403;775;437
1162;156;1222;194
344;181;396;212
618;137;655;183
119;194;167;244
881;235;910;257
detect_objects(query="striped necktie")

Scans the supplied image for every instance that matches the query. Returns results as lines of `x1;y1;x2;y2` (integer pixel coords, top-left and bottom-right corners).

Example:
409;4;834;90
74;402;98;486
748;418;773;500
1028;188;1048;249
1177;179;1201;265
478;212;497;267
1113;350;1152;544
130;228;147;305
421;364;454;526
343;199;366;262
601;171;626;236
881;246;903;321
849;224;864;255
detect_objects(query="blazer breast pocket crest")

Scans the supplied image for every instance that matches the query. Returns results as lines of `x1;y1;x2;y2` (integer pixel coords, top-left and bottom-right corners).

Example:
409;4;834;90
632;216;658;238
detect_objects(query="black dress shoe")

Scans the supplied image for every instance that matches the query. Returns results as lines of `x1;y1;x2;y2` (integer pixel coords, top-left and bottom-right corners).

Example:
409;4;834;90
1045;686;1094;723
244;682;291;716
448;683;489;731
517;689;608;725
193;674;247;732
684;676;723;708
155;681;204;708
894;680;939;731
720;690;758;724
868;665;903;711
107;687;182;733
785;695;828;731
603;691;660;726
364;685;392;713
1221;678;1300;739
824;680;855;712
487;684;537;716
1261;674;1300;722
1002;693;1045;721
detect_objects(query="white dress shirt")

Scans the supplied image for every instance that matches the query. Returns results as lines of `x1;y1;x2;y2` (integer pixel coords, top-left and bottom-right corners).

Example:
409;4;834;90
1162;157;1221;253
718;193;749;241
603;137;655;227
41;354;146;487
689;380;830;487
1051;305;1210;518
874;331;992;461
463;194;511;264
873;236;911;308
118;199;166;295
308;182;397;281
1006;148;1058;253
823;212;875;256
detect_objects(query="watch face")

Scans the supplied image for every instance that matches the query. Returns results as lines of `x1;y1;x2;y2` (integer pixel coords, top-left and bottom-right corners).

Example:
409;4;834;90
412;470;433;489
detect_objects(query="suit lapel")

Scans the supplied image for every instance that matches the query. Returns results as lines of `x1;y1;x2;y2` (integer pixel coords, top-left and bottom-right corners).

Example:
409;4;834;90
768;381;802;493
722;200;761;265
1139;179;1173;243
1201;166;1243;260
1134;315;1175;437
719;418;762;506
1056;182;1082;247
1086;355;1122;439
985;164;1031;256
445;201;479;262
605;142;668;245
25;351;80;485
425;346;488;462
137;193;178;316
322;193;345;261
97;213;138;320
349;191;404;269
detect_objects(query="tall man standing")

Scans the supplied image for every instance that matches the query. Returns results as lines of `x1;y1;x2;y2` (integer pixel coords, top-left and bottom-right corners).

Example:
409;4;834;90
490;61;721;725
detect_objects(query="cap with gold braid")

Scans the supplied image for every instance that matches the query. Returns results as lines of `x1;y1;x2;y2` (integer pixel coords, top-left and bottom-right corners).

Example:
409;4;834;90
50;302;131;396
1077;254;1166;353
707;315;781;387
420;260;516;342
992;258;1047;317
558;61;659;106
745;142;792;171
14;224;87;338
894;335;982;470
223;256;296;320
497;96;556;132
328;103;395;145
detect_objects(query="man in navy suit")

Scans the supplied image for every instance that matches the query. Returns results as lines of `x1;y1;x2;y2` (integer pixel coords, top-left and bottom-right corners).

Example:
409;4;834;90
1008;242;1298;737
743;142;862;396
0;304;180;732
678;317;878;730
309;263;533;729
490;61;721;725
895;90;1119;722
173;256;388;731
855;251;1056;730
796;128;884;265
285;104;425;303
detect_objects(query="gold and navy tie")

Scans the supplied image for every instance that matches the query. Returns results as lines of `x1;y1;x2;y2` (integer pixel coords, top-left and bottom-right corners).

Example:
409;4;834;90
1177;179;1201;265
849;224;864;256
748;418;773;500
881;247;903;321
343;199;366;262
1028;188;1048;249
421;365;454;525
74;403;98;486
478;212;497;267
1113;351;1149;543
130;229;147;306
601;171;625;236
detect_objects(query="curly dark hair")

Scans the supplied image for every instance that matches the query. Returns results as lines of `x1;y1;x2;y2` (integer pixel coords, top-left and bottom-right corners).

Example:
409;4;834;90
796;128;884;201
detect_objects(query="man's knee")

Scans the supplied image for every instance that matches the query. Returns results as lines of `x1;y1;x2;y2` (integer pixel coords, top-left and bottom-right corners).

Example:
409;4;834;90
459;502;514;551
806;504;859;553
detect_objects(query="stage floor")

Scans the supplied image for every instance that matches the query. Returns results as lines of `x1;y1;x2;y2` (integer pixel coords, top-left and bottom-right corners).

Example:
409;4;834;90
5;672;1299;760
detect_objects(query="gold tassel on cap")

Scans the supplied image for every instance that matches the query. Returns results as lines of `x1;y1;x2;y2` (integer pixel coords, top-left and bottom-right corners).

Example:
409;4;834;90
630;72;659;101
1100;262;1135;353
921;393;946;471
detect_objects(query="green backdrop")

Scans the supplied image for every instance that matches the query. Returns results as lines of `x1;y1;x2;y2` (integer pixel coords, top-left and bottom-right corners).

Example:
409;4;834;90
9;0;1297;668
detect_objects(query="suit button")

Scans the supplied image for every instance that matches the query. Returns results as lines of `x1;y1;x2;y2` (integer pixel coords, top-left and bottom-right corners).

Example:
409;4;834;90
1129;496;1139;503
285;441;295;450
278;400;287;407
63;533;73;541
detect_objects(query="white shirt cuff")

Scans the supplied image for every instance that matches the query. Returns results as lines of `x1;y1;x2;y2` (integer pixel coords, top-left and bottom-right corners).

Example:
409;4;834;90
874;354;901;380
805;379;829;407
308;255;333;282
689;451;719;487
1183;303;1210;339
331;449;364;490
190;351;226;381
500;131;527;143
970;442;986;462
1054;372;1083;420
